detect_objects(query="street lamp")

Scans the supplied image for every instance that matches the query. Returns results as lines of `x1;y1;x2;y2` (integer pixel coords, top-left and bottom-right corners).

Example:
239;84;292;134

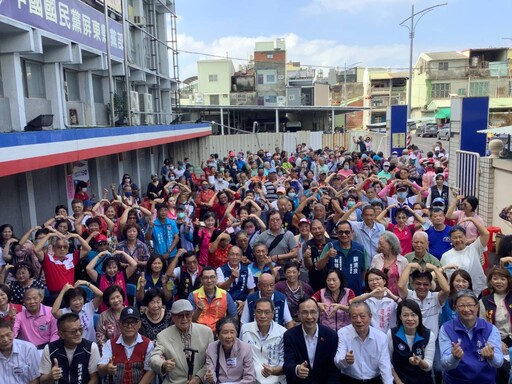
400;3;448;123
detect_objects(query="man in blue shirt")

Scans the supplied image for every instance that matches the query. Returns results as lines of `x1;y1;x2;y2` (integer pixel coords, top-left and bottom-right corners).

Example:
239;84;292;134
341;203;385;268
146;203;179;260
425;208;452;259
315;220;366;296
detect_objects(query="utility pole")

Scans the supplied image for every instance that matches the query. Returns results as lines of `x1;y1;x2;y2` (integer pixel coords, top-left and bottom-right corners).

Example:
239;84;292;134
400;3;448;123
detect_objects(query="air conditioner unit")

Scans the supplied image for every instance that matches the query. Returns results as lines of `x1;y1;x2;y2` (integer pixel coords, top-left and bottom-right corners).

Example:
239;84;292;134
144;93;154;125
130;91;140;125
399;101;406;105
133;16;146;26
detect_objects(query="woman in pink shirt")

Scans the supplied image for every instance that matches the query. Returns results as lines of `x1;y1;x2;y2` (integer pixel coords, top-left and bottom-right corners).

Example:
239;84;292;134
446;195;485;242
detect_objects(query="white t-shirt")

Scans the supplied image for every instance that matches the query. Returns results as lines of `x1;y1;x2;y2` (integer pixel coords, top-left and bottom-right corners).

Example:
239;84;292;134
366;296;397;334
406;289;442;336
441;240;487;295
61;301;97;342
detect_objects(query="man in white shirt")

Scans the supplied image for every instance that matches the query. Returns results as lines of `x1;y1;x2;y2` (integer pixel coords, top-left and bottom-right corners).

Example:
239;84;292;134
240;298;286;383
0;319;40;384
335;302;393;384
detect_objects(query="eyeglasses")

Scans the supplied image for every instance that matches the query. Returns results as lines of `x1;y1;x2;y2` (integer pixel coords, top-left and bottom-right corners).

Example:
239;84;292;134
368;277;384;283
122;320;139;327
202;275;217;281
337;230;351;235
97;242;108;246
173;312;192;319
56;245;69;250
456;303;478;310
61;326;84;335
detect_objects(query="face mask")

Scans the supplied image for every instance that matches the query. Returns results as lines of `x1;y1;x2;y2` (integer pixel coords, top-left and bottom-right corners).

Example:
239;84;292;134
414;210;423;216
343;164;350;170
172;188;179;194
347;201;356;208
342;191;349;198
177;212;185;219
82;188;87;192
202;185;209;190
434;205;445;211
397;192;407;199
220;168;225;172
169;176;175;181
124;192;133;197
288;192;296;198
216;177;223;181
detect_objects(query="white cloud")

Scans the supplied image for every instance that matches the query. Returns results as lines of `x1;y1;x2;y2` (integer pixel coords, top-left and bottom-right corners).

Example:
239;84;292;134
176;32;410;80
301;0;410;14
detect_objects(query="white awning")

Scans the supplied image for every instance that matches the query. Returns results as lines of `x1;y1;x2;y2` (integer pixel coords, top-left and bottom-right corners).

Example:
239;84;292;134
477;126;512;134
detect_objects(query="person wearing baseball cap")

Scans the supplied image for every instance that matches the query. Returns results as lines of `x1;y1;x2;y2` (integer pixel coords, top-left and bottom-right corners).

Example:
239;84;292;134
378;161;392;181
98;306;155;383
150;300;214;384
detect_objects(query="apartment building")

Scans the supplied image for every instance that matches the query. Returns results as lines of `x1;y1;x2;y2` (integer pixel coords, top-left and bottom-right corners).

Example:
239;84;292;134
411;49;512;125
197;59;235;106
254;39;287;106
362;69;408;127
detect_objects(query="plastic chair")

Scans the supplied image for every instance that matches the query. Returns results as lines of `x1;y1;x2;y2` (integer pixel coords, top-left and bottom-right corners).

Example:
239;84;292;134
483;226;503;271
487;226;503;253
126;283;137;306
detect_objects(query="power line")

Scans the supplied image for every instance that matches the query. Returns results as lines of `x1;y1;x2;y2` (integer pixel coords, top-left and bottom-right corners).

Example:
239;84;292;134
176;47;508;73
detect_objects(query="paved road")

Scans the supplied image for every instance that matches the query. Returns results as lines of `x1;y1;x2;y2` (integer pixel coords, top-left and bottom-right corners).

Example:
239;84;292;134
409;133;447;157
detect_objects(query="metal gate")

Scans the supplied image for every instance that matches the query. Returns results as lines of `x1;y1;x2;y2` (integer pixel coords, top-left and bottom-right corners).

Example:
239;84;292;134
455;150;480;198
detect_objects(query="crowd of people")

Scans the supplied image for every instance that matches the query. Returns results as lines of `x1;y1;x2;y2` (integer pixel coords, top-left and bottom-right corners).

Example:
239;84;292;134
1;139;512;383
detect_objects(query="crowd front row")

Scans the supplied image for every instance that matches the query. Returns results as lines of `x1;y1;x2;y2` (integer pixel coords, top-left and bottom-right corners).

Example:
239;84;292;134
0;287;505;384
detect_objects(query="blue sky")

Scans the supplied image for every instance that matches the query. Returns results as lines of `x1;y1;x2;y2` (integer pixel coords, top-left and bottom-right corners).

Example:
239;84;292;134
175;0;511;80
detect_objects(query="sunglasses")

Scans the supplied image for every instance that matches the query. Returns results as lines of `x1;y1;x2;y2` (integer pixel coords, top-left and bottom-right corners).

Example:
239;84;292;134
337;230;351;235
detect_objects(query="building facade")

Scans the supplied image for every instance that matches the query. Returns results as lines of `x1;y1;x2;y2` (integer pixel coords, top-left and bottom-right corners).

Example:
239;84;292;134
0;0;212;232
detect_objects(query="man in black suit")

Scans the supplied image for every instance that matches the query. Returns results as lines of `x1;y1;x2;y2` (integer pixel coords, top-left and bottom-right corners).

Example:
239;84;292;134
283;297;340;383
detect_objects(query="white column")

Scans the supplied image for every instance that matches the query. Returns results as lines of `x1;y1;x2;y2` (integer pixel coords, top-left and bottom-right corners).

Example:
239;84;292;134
275;109;279;133
332;108;335;133
1;53;25;131
220;107;224;135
